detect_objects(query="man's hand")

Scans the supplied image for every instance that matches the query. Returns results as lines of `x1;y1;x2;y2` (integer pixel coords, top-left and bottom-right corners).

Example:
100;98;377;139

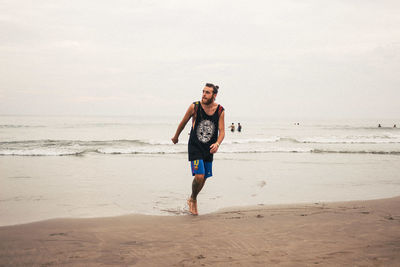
210;143;219;154
171;136;179;144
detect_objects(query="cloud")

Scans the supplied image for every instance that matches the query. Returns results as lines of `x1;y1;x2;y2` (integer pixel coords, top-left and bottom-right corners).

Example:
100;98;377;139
1;1;399;118
74;96;124;103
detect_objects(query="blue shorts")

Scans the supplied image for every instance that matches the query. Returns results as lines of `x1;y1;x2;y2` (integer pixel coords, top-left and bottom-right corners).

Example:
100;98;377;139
190;159;213;179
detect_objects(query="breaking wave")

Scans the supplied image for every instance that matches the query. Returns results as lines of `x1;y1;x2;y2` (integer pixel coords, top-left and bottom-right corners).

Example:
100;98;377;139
0;124;45;128
1;138;399;156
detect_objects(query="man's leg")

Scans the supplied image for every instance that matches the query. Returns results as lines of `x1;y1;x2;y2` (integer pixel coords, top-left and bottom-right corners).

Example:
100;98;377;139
188;160;208;215
191;174;205;201
189;174;205;215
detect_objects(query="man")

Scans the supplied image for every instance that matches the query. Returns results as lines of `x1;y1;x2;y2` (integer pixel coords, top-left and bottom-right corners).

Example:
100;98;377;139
229;123;235;132
171;83;225;215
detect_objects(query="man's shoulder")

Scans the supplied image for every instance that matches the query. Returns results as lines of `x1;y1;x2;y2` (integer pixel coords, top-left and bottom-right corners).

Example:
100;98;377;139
215;103;224;117
192;101;200;111
190;101;200;115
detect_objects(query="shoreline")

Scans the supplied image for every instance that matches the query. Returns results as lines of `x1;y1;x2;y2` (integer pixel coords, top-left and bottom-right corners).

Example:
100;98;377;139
2;194;399;228
1;196;399;266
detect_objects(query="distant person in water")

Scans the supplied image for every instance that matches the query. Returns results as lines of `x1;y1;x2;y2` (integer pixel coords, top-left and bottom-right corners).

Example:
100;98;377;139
378;124;382;128
237;123;242;132
171;83;225;215
230;123;235;132
394;124;397;128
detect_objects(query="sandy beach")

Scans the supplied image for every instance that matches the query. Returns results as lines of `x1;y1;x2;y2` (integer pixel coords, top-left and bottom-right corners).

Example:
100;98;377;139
1;196;399;266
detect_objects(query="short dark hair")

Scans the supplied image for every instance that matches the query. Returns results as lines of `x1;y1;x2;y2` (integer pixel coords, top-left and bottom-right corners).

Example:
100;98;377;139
205;83;219;94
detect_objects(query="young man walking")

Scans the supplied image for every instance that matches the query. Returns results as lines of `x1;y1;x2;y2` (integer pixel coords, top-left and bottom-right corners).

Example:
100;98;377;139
171;83;225;215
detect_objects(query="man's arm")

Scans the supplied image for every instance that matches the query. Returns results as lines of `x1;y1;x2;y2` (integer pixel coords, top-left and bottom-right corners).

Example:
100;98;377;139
171;104;195;144
210;110;225;154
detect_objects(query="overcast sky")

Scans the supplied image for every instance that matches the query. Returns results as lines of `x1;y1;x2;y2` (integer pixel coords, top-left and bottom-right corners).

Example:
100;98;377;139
1;0;399;119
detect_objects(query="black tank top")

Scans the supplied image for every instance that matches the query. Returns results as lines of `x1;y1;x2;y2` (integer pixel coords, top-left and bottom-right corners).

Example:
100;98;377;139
188;101;224;162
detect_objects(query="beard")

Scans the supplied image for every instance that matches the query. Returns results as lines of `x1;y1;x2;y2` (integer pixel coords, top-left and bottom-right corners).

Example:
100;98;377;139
202;97;213;105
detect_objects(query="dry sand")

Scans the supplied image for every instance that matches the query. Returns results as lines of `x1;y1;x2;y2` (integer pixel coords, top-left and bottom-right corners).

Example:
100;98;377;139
1;197;399;266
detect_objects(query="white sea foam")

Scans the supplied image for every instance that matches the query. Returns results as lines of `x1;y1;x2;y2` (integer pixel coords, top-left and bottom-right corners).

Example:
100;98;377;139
2;146;398;156
96;146;186;155
0;149;83;156
224;137;281;144
298;136;400;144
219;147;312;153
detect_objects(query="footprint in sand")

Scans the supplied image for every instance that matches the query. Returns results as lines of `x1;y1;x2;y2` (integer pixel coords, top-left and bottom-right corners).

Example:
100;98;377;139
49;233;67;236
257;181;266;188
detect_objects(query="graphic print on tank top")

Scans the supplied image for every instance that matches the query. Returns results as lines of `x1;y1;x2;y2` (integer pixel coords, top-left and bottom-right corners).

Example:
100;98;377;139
196;119;215;143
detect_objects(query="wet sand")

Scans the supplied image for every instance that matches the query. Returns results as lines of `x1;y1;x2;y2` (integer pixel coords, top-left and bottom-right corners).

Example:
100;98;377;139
1;197;399;266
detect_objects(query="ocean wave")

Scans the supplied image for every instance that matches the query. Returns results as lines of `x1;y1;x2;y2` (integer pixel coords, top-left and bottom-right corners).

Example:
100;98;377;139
0;124;45;128
147;140;179;145
224;136;400;144
298;137;400;144
220;147;312;153
142;136;400;145
96;146;186;154
0;149;185;156
0;139;161;147
2;136;400;148
311;149;400;155
1;137;400;156
0;149;86;156
2;147;399;156
297;124;400;130
224;137;280;144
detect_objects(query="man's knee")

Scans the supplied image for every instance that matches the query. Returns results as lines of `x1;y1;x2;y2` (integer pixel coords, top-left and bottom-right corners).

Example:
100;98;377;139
195;174;204;182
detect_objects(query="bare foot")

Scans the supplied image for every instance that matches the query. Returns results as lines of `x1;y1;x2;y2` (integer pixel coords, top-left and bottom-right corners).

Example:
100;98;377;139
187;198;198;216
193;200;198;215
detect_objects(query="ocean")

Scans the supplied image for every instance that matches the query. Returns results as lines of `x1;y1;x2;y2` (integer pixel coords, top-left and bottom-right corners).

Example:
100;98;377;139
1;115;400;226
